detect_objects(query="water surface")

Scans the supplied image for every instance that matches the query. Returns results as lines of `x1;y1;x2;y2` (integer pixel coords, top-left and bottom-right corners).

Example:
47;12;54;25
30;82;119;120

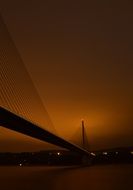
0;165;133;190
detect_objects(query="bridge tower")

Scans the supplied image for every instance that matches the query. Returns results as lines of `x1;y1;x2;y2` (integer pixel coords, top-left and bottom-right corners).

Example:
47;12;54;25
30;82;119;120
81;120;85;149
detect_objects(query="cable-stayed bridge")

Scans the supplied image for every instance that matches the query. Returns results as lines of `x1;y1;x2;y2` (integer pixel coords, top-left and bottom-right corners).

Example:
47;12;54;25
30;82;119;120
0;14;90;157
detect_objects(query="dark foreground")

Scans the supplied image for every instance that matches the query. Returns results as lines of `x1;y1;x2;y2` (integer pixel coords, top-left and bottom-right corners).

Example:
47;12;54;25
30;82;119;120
0;165;133;190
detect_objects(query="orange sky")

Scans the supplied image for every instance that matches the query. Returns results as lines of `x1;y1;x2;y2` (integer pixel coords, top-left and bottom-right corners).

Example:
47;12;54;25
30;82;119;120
0;0;133;151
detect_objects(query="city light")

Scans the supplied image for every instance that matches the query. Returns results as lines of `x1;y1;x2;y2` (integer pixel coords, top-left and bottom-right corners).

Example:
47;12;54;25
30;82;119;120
90;152;96;156
103;152;108;155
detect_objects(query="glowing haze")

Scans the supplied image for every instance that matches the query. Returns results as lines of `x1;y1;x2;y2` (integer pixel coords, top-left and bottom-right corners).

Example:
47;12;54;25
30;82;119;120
0;0;133;151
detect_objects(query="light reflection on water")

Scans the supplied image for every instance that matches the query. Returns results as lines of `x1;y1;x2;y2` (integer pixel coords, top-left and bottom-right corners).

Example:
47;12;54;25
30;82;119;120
0;165;133;190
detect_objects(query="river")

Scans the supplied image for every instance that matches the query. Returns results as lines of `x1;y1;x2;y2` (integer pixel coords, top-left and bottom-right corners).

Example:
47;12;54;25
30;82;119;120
0;164;133;190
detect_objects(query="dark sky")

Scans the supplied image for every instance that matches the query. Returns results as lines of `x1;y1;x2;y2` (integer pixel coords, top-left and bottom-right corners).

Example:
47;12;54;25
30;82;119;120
0;0;133;151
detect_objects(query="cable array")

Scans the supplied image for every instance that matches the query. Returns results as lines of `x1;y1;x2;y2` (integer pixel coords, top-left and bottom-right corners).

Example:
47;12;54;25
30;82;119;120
0;15;56;134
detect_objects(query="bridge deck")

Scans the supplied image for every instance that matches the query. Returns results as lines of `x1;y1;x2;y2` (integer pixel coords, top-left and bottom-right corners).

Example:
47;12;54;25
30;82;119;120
0;106;90;156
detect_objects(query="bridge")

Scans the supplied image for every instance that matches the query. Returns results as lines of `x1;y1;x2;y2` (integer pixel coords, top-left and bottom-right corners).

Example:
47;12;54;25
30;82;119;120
0;106;89;156
0;13;90;158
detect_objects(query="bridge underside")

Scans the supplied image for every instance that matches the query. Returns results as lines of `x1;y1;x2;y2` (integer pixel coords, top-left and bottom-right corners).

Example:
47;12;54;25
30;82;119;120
0;106;90;156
